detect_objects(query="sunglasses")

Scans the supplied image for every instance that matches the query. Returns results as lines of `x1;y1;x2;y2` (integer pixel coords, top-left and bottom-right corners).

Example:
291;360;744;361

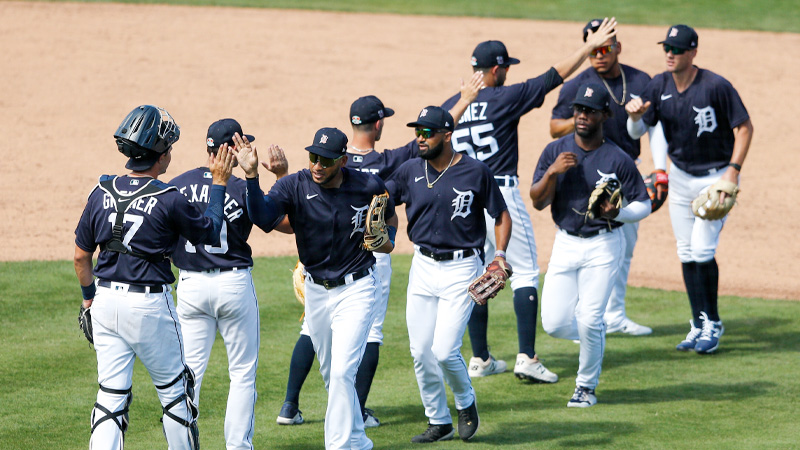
573;105;601;115
589;44;616;58
309;153;343;168
414;128;443;139
663;44;687;55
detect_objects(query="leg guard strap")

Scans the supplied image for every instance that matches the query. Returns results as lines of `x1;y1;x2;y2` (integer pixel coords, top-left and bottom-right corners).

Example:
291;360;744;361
92;385;132;434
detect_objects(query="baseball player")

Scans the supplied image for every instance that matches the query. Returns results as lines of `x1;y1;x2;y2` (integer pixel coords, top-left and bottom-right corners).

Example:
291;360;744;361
386;106;511;443
550;19;657;337
237;127;397;450
73;105;234;450
531;84;651;407
277;78;483;428
440;18;617;381
626;25;753;354
170;119;285;450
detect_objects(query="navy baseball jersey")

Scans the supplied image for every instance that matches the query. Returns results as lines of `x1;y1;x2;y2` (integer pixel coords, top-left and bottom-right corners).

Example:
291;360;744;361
347;140;418;179
552;65;651;160
169;168;257;271
441;68;562;177
640;69;749;175
387;156;506;251
75;175;224;285
533;136;649;234
246;168;395;280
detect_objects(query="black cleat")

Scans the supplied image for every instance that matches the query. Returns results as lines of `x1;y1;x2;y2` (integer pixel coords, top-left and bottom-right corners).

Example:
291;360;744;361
411;423;455;443
457;401;480;441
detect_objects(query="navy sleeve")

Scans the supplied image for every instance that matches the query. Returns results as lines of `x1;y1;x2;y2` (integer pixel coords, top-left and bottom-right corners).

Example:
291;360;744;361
640;77;662;127
245;177;285;231
505;73;551;119
386;164;408;206
617;156;649;203
715;78;749;129
484;166;507;218
533;143;558;184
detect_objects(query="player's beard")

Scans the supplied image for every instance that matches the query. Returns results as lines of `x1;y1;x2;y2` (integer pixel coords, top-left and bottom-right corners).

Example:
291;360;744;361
575;120;602;139
419;140;444;160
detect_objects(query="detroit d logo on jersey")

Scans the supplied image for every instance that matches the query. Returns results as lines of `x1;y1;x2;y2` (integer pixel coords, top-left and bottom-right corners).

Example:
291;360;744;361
692;106;718;137
451;188;474;220
350;204;369;238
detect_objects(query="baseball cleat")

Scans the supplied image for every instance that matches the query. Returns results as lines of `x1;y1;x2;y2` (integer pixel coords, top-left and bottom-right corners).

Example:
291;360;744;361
514;353;558;383
567;386;597;408
694;312;724;354
410;423;454;443
363;408;380;428
456;400;480;441
468;355;507;378
608;318;653;336
676;319;703;351
276;401;304;425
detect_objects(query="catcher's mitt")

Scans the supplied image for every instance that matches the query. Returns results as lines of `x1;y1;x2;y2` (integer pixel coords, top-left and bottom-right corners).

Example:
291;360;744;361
79;304;93;344
292;261;305;306
692;179;739;220
468;259;513;306
363;191;390;251
586;179;622;220
643;170;669;213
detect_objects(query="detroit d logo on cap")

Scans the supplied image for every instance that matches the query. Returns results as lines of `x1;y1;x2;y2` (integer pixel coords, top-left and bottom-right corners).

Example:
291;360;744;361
585;87;594;97
320;134;328;144
670;27;679;37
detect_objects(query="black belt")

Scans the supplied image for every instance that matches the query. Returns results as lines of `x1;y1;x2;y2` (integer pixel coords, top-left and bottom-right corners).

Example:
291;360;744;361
494;175;519;187
560;226;621;239
418;247;476;261
309;267;372;290
187;266;250;274
97;279;165;293
683;164;727;177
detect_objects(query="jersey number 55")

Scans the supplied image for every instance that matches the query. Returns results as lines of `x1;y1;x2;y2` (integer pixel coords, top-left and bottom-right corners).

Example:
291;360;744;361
452;123;499;161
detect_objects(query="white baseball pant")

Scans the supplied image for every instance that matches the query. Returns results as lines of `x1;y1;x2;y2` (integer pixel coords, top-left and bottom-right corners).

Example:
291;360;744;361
541;228;624;389
604;222;639;330
406;247;480;424
304;269;379;450
668;164;729;263
90;283;196;450
483;180;540;290
177;268;259;450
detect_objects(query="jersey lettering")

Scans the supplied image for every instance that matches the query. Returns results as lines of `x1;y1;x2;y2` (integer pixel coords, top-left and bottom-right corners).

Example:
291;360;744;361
692;106;718;136
223;196;244;222
457;102;488;124
357;168;380;175
350;204;369;238
185;221;229;254
452;123;499;161
451;188;474;220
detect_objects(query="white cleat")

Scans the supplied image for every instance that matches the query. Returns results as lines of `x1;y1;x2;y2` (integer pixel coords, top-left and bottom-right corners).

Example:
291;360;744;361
513;353;558;383
468;355;507;378
607;318;653;336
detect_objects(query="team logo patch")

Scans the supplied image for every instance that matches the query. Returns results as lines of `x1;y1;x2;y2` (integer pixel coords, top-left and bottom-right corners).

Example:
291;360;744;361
451;188;474;220
320;134;328;144
591;20;600;27
670;27;679;37
584;87;594;97
206;138;215;147
351;116;362;125
496;56;504;65
595;170;620;187
203;171;212;179
420;108;428;117
130;179;140;186
471;56;478;66
692;106;718;136
378;110;384;119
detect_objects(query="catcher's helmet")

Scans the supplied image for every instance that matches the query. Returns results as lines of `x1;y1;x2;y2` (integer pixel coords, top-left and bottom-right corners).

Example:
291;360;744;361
114;105;180;158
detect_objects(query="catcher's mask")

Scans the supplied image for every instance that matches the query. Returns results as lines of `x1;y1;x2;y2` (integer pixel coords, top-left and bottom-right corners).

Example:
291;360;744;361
114;105;180;170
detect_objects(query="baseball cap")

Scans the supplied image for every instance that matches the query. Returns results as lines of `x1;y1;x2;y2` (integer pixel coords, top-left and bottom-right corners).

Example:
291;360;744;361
406;106;455;132
658;24;698;50
206;118;255;150
582;18;614;42
571;83;611;111
305;127;348;159
349;95;395;125
125;150;161;171
470;40;520;68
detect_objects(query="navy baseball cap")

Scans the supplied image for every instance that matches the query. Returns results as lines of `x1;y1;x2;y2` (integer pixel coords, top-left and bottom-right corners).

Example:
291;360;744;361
407;106;455;132
305;127;348;159
206;118;255;150
582;18;614;42
658;24;698;50
471;40;520;68
350;96;395;125
571;83;611;111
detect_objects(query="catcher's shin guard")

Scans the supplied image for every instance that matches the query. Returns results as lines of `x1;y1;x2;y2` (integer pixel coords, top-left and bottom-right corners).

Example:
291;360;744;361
90;385;133;450
156;366;200;450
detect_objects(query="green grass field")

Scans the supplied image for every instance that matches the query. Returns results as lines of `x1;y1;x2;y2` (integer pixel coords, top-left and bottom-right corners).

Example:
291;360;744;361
1;256;798;449
67;0;800;33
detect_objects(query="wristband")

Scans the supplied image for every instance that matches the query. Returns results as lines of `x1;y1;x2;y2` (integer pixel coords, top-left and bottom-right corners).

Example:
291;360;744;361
81;283;96;300
387;225;397;246
728;162;742;171
494;250;507;259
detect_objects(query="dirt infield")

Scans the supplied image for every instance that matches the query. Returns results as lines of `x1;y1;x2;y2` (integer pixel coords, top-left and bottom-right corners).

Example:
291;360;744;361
1;2;797;299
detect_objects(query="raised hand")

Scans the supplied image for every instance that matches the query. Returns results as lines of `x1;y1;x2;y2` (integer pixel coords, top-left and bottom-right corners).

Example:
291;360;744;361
461;72;485;104
625;97;651;122
261;144;289;179
232;132;259;178
210;143;235;186
585;17;618;49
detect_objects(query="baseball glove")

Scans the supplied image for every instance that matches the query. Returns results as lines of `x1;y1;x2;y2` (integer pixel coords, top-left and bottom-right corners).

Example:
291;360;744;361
643;170;669;213
692;179;739;220
292;261;305;306
586;179;622;220
468;259;513;306
79;304;93;344
363;191;390;251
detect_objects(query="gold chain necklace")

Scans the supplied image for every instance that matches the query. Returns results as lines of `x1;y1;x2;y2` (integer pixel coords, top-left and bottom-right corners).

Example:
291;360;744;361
600;67;627;106
348;145;374;154
425;151;456;189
